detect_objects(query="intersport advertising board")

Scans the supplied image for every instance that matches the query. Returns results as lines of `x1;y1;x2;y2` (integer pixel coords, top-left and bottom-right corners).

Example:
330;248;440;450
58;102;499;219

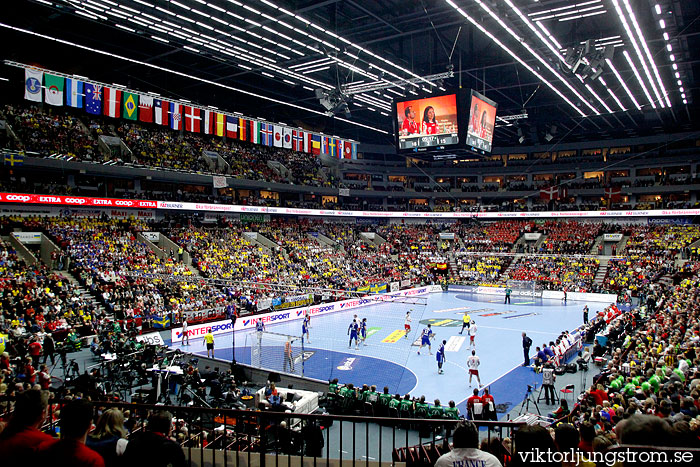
2;192;699;219
170;285;438;342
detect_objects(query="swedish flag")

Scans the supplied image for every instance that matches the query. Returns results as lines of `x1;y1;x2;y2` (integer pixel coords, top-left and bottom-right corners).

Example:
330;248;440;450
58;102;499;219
152;314;171;329
4;153;24;167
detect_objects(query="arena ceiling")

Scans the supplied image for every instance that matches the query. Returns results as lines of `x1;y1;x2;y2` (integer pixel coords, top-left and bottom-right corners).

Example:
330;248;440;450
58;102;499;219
2;0;699;148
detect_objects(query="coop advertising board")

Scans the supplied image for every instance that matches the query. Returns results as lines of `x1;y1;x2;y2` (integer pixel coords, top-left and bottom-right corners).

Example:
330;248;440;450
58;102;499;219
3;192;700;220
170;286;433;341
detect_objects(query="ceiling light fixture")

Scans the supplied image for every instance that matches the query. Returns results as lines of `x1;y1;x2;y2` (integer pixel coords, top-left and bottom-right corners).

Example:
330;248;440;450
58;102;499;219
606;58;641;110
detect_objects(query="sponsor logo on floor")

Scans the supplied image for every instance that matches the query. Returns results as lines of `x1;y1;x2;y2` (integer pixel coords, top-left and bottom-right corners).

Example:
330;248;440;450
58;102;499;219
336;357;356;370
445;336;465;352
382;330;407;343
419;318;460;327
502;312;541;319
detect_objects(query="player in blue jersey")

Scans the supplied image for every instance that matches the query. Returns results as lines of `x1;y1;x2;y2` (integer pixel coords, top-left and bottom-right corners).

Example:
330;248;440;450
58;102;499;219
256;319;265;345
302;317;311;344
348;319;359;350
436;339;447;374
417;324;434;355
360;318;368;346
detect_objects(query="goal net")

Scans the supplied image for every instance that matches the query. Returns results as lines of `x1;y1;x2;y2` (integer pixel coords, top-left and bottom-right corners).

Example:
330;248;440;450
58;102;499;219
506;279;540;297
248;330;306;377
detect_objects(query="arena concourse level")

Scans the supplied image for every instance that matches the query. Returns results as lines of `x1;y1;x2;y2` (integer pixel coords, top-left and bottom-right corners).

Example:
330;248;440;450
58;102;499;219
1;1;700;466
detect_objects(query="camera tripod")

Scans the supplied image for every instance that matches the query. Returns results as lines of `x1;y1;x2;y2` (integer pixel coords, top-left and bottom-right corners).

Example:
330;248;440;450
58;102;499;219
518;384;540;416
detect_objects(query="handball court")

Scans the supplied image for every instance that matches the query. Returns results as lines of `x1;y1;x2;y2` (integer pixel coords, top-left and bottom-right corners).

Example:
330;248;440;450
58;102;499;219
168;291;600;417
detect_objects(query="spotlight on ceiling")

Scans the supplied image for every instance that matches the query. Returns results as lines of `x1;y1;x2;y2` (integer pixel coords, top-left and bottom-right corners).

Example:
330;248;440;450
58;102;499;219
544;124;557;142
315;88;351;118
564;41;614;83
517;127;525;144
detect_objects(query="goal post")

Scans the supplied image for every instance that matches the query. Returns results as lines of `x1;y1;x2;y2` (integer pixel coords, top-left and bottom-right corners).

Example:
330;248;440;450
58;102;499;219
249;330;306;377
506;279;539;297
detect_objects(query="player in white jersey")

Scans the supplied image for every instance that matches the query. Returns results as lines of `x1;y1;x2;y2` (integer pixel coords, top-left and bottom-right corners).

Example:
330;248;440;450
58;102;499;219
468;321;477;348
467;349;481;387
417;324;434;355
404;311;412;338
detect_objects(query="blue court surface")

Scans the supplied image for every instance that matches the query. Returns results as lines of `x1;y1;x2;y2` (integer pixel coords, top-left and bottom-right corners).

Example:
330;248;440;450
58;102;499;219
169;291;608;418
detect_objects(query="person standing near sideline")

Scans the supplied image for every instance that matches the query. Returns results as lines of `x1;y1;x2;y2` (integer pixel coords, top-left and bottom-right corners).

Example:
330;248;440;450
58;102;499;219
404;311;412;338
504;286;512;304
283;338;294;373
204;331;215;358
541;363;556;405
181;318;189;346
522;332;532;367
583;305;589;324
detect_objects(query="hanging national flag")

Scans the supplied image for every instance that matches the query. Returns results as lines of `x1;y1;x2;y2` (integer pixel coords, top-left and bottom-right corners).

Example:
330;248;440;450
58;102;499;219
304;132;313;153
343;140;353;159
169;102;182;130
337;140;345;158
44;74;64;106
203;110;215;134
3;153;24;167
351;141;357;159
216;113;225;137
139;95;154;123
154;99;168;125
84;83;102;115
103;87;122;118
273;125;283;147
251;120;261;144
122;92;139;121
292;130;303;151
184;106;201;132
604;186;622;202
238;117;248;141
65;78;83;108
226;115;238;138
328;137;337;157
261;122;273;146
312;134;321;155
24;68;43;102
283;127;292;149
539;186;559;201
321;136;329;155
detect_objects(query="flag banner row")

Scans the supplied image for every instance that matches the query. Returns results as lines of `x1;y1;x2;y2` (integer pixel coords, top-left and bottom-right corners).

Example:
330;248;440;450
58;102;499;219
23;67;358;159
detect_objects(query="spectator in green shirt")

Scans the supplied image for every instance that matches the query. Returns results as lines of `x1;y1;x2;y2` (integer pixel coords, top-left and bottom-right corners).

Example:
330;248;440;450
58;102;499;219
328;378;339;394
399;394;414;417
389;394;401;411
445;400;460;419
429;399;444;419
414;396;429;418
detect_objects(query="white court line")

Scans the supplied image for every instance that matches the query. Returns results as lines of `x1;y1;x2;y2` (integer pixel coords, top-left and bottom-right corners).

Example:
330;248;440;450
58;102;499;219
456;362;524;407
477;325;553;335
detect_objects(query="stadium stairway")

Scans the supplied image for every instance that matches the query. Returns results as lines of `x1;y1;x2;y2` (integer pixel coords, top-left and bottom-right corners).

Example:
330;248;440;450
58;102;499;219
57;269;109;317
448;252;459;278
589;235;604;254
593;257;610;287
615;235;630;254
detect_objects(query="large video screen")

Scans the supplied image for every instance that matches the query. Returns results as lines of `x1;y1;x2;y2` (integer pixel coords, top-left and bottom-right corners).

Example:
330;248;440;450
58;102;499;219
395;93;459;151
465;90;497;153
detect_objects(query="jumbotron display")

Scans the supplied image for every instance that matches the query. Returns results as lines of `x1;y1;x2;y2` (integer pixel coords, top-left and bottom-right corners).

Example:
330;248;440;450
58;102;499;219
466;90;498;153
394;93;459;151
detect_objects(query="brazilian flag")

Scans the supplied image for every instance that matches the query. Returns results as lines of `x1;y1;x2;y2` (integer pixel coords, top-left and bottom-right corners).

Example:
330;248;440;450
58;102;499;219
152;314;171;329
123;92;139;121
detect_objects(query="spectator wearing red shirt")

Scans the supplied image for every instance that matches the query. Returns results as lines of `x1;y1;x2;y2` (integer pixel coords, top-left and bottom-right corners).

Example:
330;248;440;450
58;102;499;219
400;106;419;135
0;389;54;465
28;337;42;367
466;388;482;419
38;399;104;467
481;387;496;420
23;358;36;384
